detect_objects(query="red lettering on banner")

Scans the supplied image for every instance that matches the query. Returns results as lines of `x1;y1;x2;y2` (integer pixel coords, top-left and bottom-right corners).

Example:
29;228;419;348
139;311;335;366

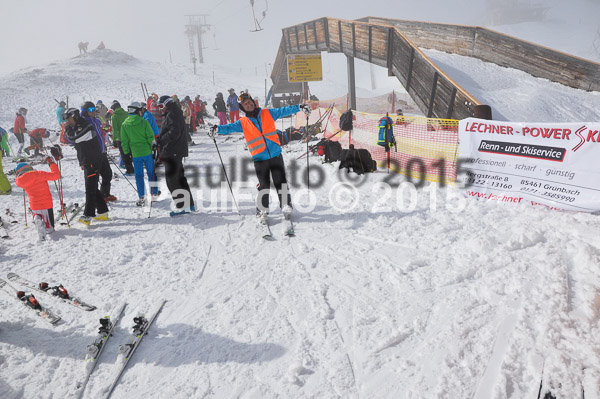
507;126;514;135
562;129;571;139
587;130;599;142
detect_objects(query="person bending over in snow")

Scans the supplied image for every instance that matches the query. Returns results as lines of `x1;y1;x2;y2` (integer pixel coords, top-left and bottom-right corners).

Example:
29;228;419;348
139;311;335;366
14;158;60;241
24;128;50;158
210;92;311;222
121;102;159;207
63;108;109;226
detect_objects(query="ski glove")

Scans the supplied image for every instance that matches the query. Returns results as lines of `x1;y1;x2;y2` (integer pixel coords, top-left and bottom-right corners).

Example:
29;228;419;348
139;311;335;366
208;125;218;138
45;156;55;165
300;104;311;116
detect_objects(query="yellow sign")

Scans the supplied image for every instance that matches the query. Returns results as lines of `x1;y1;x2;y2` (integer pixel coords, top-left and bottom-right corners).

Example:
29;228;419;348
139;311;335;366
287;54;323;82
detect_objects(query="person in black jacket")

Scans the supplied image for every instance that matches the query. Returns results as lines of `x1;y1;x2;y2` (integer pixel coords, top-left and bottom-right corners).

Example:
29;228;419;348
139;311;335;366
212;92;227;125
63;108;109;225
155;96;194;214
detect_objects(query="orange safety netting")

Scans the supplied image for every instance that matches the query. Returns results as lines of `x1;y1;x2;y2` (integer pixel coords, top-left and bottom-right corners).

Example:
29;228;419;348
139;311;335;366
295;106;459;184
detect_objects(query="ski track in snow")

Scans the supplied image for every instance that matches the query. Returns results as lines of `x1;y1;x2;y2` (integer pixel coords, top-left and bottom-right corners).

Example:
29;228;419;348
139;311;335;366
0;49;599;398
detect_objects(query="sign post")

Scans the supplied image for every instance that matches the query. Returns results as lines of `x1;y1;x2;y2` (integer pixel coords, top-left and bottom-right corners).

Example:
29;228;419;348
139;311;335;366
287;54;323;83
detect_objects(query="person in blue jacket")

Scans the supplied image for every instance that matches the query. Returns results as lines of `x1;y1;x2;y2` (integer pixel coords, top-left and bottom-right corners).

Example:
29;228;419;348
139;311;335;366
56;101;66;126
141;102;159;137
210;92;311;220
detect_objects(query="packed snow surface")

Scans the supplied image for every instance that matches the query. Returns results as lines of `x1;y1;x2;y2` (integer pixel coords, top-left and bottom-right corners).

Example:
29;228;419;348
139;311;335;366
0;49;599;399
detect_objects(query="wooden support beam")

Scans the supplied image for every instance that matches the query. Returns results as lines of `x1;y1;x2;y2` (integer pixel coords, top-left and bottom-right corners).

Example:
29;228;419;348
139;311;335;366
324;18;330;49
406;47;415;91
387;28;394;75
287;29;293;54
313;21;318;49
347;55;357;110
368;25;373;63
427;72;439;118
294;25;300;51
352;23;356;57
338;20;343;53
303;23;309;50
446;87;457;119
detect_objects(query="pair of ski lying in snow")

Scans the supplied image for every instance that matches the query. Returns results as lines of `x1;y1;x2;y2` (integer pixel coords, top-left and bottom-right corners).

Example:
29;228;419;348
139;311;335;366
76;300;166;399
0;272;96;325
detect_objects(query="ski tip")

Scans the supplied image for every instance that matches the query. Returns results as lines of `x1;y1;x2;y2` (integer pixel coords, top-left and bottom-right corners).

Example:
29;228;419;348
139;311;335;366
263;235;275;241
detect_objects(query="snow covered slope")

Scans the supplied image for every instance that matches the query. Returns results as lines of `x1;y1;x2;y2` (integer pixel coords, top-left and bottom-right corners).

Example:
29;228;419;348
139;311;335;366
1;50;599;399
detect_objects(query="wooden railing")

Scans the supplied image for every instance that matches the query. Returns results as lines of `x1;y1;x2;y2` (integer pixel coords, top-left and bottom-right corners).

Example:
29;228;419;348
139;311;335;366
272;17;482;120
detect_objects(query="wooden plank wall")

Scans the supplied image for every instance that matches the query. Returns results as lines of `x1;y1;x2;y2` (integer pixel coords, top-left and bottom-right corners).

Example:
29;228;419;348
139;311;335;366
363;17;600;92
275;17;480;120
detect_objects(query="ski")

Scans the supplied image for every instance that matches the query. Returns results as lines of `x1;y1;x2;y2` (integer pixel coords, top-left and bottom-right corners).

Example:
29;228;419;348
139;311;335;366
0;217;8;238
75;303;127;398
70;204;84;221
7;272;97;311
0;278;62;325
284;216;295;237
105;300;167;399
258;216;274;240
5;208;18;224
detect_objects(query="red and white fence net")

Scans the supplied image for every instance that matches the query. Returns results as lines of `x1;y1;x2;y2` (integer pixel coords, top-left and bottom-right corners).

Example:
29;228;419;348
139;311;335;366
295;105;460;184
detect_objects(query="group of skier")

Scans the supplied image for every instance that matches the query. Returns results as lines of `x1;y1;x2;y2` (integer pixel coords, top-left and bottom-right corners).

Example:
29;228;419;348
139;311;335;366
1;88;311;241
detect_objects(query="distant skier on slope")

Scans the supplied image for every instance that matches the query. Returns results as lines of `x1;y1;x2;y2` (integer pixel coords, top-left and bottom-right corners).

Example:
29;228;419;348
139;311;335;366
209;92;311;221
212;92;227;125
56;101;66;127
0;150;11;195
14;158;60;241
13;107;28;157
63;108;110;226
155;95;195;215
226;88;240;123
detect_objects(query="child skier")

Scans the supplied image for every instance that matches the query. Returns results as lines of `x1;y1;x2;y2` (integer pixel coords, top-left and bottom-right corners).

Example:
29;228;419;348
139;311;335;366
14;158;61;241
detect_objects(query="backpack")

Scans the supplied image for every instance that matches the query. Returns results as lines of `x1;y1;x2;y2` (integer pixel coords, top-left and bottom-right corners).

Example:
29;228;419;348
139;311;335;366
377;116;396;152
277;129;289;145
339;110;353;131
324;141;343;163
339;147;377;175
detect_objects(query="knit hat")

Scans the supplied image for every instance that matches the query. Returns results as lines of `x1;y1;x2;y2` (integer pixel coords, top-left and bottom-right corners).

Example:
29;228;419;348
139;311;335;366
15;162;33;178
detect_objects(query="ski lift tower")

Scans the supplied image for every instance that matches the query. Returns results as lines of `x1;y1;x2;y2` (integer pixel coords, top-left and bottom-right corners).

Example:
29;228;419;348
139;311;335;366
184;14;211;74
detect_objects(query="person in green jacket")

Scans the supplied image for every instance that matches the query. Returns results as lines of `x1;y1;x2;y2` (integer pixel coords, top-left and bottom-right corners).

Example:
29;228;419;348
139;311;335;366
121;102;158;206
110;100;134;175
0;150;12;195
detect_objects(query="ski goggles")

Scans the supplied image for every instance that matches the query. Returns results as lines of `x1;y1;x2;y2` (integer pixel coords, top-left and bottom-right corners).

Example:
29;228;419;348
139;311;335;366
157;97;173;109
84;106;96;113
238;93;252;103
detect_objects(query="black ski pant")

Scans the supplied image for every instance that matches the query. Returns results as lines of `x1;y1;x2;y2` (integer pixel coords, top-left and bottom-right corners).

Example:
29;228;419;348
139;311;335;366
99;153;113;198
83;166;109;217
115;141;134;174
254;154;291;213
163;156;194;210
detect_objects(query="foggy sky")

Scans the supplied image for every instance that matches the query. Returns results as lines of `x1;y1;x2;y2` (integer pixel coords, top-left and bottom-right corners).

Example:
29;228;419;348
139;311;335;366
1;0;598;77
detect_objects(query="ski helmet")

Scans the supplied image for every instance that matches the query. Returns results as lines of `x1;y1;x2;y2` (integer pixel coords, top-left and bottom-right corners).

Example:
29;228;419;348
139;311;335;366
62;108;80;121
216;92;223;98
110;100;121;110
127;102;143;114
80;101;96;115
157;95;173;108
238;92;254;110
18;107;28;116
14;162;33;178
96;100;103;105
59;101;66;107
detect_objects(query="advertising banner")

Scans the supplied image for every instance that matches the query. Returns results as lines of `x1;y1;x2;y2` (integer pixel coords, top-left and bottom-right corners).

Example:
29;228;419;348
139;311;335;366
458;118;600;212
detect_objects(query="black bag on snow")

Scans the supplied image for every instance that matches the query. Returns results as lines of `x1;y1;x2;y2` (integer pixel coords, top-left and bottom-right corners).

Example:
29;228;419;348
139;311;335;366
324;141;343;163
339;146;376;175
339;110;353;131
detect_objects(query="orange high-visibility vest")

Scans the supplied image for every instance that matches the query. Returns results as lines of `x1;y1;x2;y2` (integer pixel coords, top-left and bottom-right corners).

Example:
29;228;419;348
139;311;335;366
240;110;280;158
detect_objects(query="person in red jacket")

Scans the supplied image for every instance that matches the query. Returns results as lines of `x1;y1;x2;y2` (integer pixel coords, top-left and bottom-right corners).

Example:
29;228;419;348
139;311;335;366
14;107;28;157
14;158;61;241
24;128;50;157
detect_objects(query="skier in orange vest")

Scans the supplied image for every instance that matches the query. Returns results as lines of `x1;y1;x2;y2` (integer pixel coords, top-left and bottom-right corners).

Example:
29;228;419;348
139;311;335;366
210;92;311;220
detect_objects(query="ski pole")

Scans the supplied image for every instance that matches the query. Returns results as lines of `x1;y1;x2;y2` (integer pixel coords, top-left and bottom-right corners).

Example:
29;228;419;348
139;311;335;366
107;154;138;194
23;191;28;227
305;113;310;191
208;128;240;215
147;150;158;219
537;360;545;399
